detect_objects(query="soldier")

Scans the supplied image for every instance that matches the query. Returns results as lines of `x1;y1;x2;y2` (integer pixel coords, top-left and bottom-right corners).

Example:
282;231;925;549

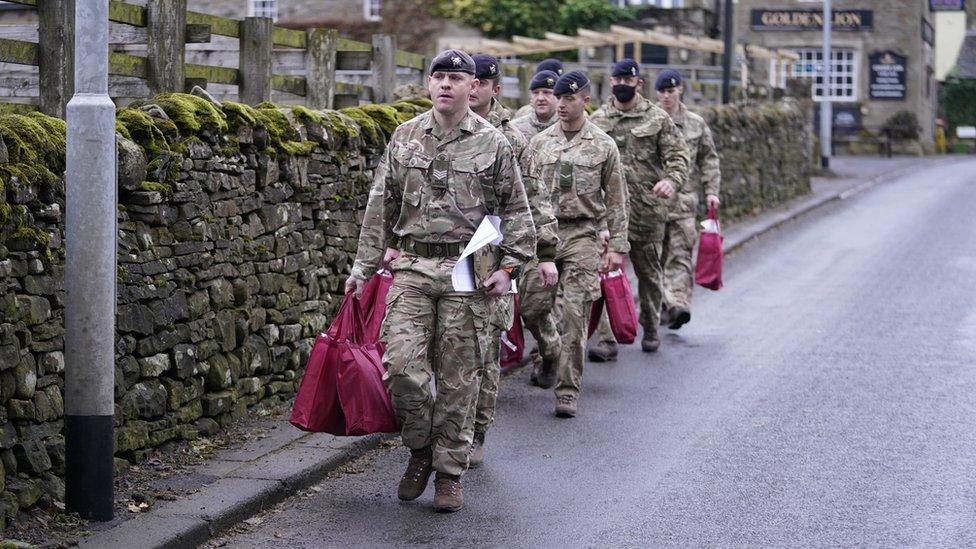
512;70;560;142
655;70;721;329
515;58;564;119
588;59;688;359
520;70;629;418
344;49;536;513
467;54;558;468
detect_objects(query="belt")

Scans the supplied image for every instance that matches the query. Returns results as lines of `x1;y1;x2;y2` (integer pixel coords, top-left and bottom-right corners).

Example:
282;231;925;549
400;237;464;258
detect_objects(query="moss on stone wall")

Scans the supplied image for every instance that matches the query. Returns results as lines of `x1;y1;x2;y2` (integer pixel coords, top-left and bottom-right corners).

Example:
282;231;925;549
154;93;229;135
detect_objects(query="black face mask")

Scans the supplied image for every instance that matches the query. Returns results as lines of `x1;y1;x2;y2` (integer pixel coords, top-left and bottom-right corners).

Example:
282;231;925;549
612;84;638;103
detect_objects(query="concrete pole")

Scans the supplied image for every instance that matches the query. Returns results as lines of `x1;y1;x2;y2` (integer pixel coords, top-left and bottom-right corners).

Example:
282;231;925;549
721;0;733;104
820;0;832;169
64;0;116;521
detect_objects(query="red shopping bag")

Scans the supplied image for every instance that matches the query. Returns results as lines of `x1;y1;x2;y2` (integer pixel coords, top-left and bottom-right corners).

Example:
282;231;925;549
289;293;399;436
695;207;724;291
500;295;524;370
587;262;638;344
359;269;393;347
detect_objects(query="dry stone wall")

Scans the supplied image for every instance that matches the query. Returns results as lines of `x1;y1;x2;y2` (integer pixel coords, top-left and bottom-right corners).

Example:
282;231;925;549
0;93;809;526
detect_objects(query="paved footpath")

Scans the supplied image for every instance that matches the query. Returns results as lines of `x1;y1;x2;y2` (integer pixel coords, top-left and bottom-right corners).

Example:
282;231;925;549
78;155;973;548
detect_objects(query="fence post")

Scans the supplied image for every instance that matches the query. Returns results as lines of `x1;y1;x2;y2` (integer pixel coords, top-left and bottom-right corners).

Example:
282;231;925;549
38;0;74;118
371;34;395;104
146;0;187;94
305;27;337;109
239;17;273;105
517;64;532;106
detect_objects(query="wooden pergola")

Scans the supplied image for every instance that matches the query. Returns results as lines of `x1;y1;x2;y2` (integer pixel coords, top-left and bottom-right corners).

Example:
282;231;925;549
443;24;800;87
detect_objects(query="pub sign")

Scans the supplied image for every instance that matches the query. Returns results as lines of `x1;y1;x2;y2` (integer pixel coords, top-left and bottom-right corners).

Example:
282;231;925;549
869;51;907;101
750;9;873;31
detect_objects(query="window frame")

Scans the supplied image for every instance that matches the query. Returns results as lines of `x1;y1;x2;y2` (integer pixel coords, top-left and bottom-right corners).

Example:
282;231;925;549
785;48;859;102
363;0;381;22
247;0;277;20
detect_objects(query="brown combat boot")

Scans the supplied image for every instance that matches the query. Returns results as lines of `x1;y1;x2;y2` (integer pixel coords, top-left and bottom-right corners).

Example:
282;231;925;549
535;357;557;389
433;473;464;513
554;394;577;418
668;307;691;330
641;329;661;352
587;340;618;362
468;431;486;469
397;447;433;501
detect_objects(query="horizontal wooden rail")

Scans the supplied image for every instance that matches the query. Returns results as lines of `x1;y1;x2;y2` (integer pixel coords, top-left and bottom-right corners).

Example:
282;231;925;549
185;63;240;86
0;37;38;66
270;74;306;96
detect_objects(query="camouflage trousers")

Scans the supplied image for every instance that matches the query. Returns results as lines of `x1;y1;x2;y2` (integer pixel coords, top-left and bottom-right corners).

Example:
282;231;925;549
381;254;491;476
662;216;697;312
596;238;665;343
521;223;602;398
474;295;513;435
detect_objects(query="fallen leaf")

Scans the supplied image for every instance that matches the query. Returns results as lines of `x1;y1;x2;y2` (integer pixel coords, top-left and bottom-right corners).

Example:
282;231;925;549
243;517;263;526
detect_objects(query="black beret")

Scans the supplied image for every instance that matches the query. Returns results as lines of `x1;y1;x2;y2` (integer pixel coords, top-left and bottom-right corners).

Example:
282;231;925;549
530;70;559;91
536;58;564;75
472;53;501;80
655;69;682;90
429;49;476;75
553;70;590;97
612;58;641;78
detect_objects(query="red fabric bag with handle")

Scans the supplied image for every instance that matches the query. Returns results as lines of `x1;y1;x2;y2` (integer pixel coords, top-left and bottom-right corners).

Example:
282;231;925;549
359;269;393;350
587;261;638;344
500;295;524;370
289;293;399;436
695;206;724;291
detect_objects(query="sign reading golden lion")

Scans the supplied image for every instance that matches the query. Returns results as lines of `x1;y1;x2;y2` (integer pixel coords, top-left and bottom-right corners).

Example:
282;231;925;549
750;9;873;32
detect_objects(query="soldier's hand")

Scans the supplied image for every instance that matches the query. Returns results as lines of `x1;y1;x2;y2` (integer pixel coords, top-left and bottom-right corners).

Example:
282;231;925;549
382;247;400;268
653;179;675;199
344;275;365;298
483;270;512;297
538;261;559;288
706;194;721;209
598;230;610;250
602;251;624;273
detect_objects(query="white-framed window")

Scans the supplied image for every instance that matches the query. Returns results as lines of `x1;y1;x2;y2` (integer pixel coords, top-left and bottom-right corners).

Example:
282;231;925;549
248;0;277;20
785;48;858;101
363;0;381;21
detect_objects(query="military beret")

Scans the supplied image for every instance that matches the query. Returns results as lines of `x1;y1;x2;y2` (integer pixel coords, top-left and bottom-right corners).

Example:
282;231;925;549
611;58;641;78
429;49;476;75
553;70;590;97
530;70;559;91
655;69;682;90
536;58;564;76
472;53;501;80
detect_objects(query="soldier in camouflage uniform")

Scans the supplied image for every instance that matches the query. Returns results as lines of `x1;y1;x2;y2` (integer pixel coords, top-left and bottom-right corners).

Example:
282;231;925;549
520;71;629;418
515;58;564;119
588;59;688;358
655;70;721;329
467;54;558;468
512;70;560;142
345;50;536;513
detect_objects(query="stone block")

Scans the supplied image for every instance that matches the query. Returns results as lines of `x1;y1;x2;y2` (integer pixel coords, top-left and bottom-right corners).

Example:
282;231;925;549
13;439;51;474
195;417;220;436
16;295;50;326
205;354;233;391
0;422;17;449
8;478;43;508
139;353;171;378
171;344;198;379
12;360;36;399
7;399;35;420
120;381;168;419
116;421;150;453
38;351;64;375
201;390;235;417
118;303;155;335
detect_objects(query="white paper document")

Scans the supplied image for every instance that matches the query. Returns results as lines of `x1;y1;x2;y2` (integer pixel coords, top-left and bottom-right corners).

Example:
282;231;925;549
451;216;502;292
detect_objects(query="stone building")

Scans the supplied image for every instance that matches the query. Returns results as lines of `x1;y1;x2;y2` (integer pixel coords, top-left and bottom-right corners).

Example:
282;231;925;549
736;0;939;149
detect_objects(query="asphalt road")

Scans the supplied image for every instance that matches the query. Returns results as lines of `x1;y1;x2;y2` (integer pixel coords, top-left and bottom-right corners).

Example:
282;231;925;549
212;158;976;548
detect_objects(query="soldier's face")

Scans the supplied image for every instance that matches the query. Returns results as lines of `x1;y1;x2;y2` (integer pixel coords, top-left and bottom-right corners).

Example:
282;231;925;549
469;78;500;111
610;75;641;88
428;72;475;115
531;88;557;118
556;91;589;123
657;85;682;110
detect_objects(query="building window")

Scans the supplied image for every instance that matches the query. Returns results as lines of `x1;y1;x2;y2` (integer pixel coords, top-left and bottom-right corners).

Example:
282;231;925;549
785;48;858;101
364;0;381;21
248;0;277;20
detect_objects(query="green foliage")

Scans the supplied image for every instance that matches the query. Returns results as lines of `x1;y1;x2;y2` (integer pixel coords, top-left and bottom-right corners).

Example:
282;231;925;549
0;112;66;193
154;93;229;135
323;111;360;143
117;108;171;156
340;107;385;148
290;105;323;124
941;73;976;136
360;105;401;136
436;0;635;39
882;110;921;140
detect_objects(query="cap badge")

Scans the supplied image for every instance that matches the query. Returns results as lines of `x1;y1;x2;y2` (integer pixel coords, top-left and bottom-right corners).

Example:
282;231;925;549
451;56;462;67
546;77;555;86
489;64;496;74
631;67;637;76
569;81;578;91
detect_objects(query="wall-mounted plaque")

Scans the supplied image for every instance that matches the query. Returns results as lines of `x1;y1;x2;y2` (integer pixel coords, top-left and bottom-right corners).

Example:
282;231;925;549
869;51;907;101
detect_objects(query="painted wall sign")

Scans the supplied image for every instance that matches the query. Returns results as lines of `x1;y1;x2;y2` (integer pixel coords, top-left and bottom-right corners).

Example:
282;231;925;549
750;9;873;31
929;0;965;11
869;51;907;100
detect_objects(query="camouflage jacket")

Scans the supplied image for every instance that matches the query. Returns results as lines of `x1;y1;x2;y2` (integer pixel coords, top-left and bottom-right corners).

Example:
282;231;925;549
512;110;558;142
482;100;558;261
350;109;536;280
514;103;533;120
589;95;689;241
522;120;630;254
668;102;721;219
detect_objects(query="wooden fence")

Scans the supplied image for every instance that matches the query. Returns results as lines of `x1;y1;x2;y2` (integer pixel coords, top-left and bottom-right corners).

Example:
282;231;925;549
0;0;429;117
